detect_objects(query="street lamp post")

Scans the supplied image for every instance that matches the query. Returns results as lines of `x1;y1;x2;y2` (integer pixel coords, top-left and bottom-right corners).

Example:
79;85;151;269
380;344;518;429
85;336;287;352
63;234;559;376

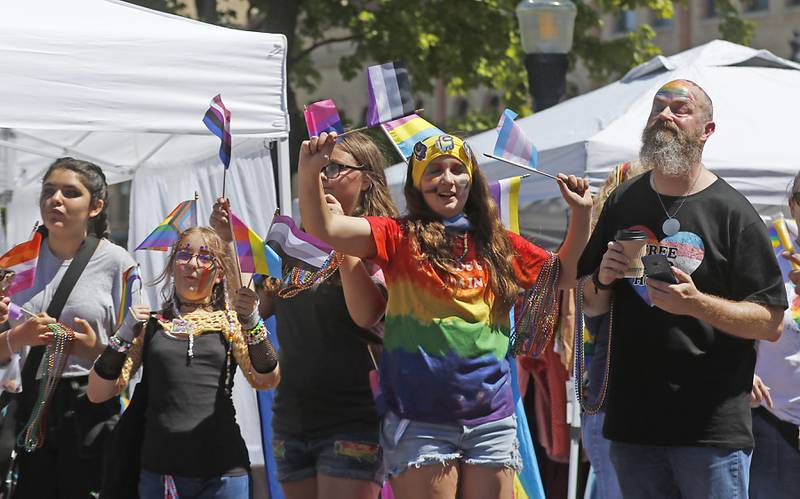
516;0;577;111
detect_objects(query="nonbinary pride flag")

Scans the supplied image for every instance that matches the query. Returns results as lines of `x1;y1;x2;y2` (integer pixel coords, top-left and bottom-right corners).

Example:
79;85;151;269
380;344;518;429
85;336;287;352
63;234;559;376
0;231;42;296
203;94;232;169
381;114;443;159
266;215;333;269
136;199;198;251
494;108;538;169
489;176;523;235
115;265;142;327
304;99;345;137
229;211;270;275
366;60;415;127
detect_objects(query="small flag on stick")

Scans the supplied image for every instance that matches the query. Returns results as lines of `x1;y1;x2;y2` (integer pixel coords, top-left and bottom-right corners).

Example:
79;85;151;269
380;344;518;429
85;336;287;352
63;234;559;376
304;99;345;137
366;61;415;127
229;211;270;276
116;265;142;327
489;176;524;235
136;198;198;251
494;108;538;169
266;215;333;269
203;94;232;169
381;114;443;159
0;231;42;296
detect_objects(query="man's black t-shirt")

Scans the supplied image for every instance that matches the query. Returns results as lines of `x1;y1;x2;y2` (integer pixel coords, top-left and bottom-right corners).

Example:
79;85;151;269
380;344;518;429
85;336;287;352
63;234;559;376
272;251;382;439
577;172;787;449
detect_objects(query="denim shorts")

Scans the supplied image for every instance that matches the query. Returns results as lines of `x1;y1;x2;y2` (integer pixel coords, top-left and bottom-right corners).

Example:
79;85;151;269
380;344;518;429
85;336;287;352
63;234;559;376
272;431;385;485
380;411;521;478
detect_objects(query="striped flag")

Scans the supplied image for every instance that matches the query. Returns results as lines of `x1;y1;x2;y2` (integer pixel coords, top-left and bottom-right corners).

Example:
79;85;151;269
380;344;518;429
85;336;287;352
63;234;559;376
230;211;270;275
263;242;282;280
136;199;198;251
115;265;142;327
381;114;443;159
494;108;538;169
489;176;523;234
366;61;415;127
0;231;42;296
203;94;232;169
769;216;798;282
266;215;332;269
304;99;345;137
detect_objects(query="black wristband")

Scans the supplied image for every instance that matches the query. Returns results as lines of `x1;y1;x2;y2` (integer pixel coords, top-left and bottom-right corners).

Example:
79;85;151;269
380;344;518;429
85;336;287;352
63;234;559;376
247;339;278;374
592;268;614;291
93;346;128;380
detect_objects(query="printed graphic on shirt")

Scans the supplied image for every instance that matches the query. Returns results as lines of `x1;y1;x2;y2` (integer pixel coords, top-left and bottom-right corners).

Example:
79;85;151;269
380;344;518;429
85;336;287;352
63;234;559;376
625;225;706;306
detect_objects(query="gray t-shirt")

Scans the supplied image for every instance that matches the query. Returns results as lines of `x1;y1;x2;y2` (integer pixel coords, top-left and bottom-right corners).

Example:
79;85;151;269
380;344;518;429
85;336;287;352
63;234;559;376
10;238;140;378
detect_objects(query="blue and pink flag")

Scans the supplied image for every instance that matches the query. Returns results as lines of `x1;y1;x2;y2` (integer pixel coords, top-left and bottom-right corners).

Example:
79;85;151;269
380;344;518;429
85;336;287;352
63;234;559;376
0;231;42;296
304;99;344;137
366;60;415;127
136;199;198;251
203;94;232;169
494;108;538;169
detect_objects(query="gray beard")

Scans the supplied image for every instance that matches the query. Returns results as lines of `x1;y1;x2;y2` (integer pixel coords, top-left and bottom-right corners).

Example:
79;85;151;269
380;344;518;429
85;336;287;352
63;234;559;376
639;125;701;178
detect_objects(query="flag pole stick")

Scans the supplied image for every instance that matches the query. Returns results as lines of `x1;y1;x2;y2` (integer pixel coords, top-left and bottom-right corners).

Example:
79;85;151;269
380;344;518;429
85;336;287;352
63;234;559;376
483;153;559;180
226;209;243;290
222;169;228;200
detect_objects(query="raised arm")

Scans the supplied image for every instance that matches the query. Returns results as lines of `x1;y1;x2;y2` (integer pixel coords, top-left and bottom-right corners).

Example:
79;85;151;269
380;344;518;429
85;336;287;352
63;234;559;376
553;174;593;290
298;133;376;259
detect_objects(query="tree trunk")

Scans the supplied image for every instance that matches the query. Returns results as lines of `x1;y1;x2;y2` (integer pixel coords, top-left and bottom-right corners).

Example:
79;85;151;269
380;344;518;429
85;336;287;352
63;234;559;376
195;0;217;23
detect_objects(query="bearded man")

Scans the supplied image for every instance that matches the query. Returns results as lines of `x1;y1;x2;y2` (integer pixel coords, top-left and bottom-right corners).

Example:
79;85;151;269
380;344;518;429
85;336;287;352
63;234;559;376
577;80;787;498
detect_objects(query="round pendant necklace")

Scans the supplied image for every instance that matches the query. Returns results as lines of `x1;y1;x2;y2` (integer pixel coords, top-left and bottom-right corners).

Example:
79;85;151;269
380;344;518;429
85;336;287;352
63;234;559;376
652;172;700;236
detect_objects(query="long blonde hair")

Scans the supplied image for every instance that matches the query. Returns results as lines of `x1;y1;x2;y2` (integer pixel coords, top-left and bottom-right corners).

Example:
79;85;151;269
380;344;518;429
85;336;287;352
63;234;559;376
119;227;273;390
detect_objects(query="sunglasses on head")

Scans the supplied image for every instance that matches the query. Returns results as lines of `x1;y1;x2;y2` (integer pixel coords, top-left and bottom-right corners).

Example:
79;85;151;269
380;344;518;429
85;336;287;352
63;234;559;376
174;248;216;269
322;162;366;180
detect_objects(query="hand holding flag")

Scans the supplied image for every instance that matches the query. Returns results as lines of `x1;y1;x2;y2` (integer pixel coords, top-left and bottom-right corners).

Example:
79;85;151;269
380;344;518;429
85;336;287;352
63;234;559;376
0;231;42;296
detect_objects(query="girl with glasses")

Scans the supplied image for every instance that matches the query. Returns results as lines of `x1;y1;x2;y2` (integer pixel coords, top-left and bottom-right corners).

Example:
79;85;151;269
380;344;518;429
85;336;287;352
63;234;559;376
88;227;279;498
298;132;592;499
211;131;398;499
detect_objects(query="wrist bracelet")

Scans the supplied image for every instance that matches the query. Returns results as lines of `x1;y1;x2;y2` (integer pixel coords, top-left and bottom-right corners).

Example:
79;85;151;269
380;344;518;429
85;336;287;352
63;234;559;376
244;319;268;346
108;334;133;354
592;268;614;291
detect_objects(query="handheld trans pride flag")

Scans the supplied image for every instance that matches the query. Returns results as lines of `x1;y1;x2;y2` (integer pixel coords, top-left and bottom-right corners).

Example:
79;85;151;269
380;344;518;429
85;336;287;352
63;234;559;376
0;231;42;296
366;61;415;127
381;114;443;159
304;99;345;137
266;215;332;269
136;199;198;251
203;94;232;169
494;109;538;169
116;265;142;327
229;211;270;275
489;176;523;235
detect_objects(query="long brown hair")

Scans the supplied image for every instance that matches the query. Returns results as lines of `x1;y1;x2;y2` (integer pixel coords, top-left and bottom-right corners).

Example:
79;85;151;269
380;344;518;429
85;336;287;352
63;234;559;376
337;132;398;218
402;148;517;323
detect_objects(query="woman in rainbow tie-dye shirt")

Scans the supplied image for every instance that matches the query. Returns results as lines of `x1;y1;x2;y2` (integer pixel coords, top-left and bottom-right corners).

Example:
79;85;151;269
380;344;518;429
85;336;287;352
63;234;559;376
298;131;592;499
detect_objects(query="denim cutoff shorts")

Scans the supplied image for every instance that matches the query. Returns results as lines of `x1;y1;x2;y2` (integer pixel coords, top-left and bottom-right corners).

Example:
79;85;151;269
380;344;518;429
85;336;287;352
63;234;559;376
380;410;521;478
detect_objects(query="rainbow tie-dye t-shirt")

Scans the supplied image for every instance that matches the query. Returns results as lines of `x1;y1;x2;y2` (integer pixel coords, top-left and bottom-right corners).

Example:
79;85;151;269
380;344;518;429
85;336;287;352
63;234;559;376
366;217;550;425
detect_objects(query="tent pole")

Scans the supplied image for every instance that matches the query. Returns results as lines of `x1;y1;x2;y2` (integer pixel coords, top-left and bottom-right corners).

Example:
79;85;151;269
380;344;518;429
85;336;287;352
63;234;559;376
277;138;292;217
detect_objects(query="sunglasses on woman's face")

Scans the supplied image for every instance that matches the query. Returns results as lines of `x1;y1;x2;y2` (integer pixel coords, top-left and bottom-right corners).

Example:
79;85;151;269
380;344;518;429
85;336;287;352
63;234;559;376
322;162;366;180
175;249;216;269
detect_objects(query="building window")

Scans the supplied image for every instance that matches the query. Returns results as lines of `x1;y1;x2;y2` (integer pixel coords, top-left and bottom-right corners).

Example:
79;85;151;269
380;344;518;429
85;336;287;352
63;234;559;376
652;11;674;28
705;0;716;18
743;0;769;11
614;10;637;33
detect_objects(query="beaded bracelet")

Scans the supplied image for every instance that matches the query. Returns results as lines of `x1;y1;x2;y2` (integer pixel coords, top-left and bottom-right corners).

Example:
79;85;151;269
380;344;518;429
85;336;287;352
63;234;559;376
244;319;268;346
108;334;133;354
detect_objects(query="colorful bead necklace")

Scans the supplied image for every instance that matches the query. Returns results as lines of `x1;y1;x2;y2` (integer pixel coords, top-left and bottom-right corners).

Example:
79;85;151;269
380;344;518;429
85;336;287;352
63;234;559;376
17;323;74;451
572;278;614;414
278;251;344;298
512;253;561;357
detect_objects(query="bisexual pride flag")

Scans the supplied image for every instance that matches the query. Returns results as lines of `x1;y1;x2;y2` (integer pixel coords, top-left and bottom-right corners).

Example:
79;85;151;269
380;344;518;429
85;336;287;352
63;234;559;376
494;108;538;169
203;94;232;169
115;265;142;327
366;61;415;127
381;114;442;159
266;215;332;269
0;231;42;296
304;99;344;137
229;211;270;276
489;176;523;235
136;199;198;251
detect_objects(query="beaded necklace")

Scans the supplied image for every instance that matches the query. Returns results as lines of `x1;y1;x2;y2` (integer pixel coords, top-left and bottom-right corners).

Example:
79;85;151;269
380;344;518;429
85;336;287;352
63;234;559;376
572;278;614;414
511;253;561;357
278;251;344;298
17;323;74;451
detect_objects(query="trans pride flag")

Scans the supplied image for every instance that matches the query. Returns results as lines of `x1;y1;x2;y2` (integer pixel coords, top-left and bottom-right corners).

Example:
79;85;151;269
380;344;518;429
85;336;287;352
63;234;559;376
229;211;270;275
304;99;344;137
494;109;538;169
381;114;442;159
489;176;523;235
136;199;197;251
366;60;415;127
0;231;42;296
115;265;141;327
203;94;232;169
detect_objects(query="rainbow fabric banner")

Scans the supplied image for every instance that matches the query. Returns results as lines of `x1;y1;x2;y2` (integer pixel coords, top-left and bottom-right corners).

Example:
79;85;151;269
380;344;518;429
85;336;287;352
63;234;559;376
136;199;197;251
230;211;270;275
0;231;42;296
266;215;332;269
304;99;345;137
381;113;443;159
489;176;522;234
494;108;538;169
366;60;415;127
115;265;141;327
203;94;232;169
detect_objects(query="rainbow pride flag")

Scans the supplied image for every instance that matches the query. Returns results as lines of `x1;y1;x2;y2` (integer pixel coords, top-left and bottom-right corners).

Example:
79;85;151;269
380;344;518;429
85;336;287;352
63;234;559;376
230;211;270;275
203;94;232;169
304;99;344;137
381;113;443;159
494;108;538;169
489;176;523;234
115;265;142;327
0;231;42;296
136;199;197;251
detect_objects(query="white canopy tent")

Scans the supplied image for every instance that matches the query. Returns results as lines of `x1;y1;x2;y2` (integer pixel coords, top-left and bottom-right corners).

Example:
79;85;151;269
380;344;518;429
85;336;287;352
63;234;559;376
386;40;800;225
1;0;291;472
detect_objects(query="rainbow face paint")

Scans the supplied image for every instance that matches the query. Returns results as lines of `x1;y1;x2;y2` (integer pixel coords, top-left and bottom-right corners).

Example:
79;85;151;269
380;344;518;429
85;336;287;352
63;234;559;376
655;82;694;103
